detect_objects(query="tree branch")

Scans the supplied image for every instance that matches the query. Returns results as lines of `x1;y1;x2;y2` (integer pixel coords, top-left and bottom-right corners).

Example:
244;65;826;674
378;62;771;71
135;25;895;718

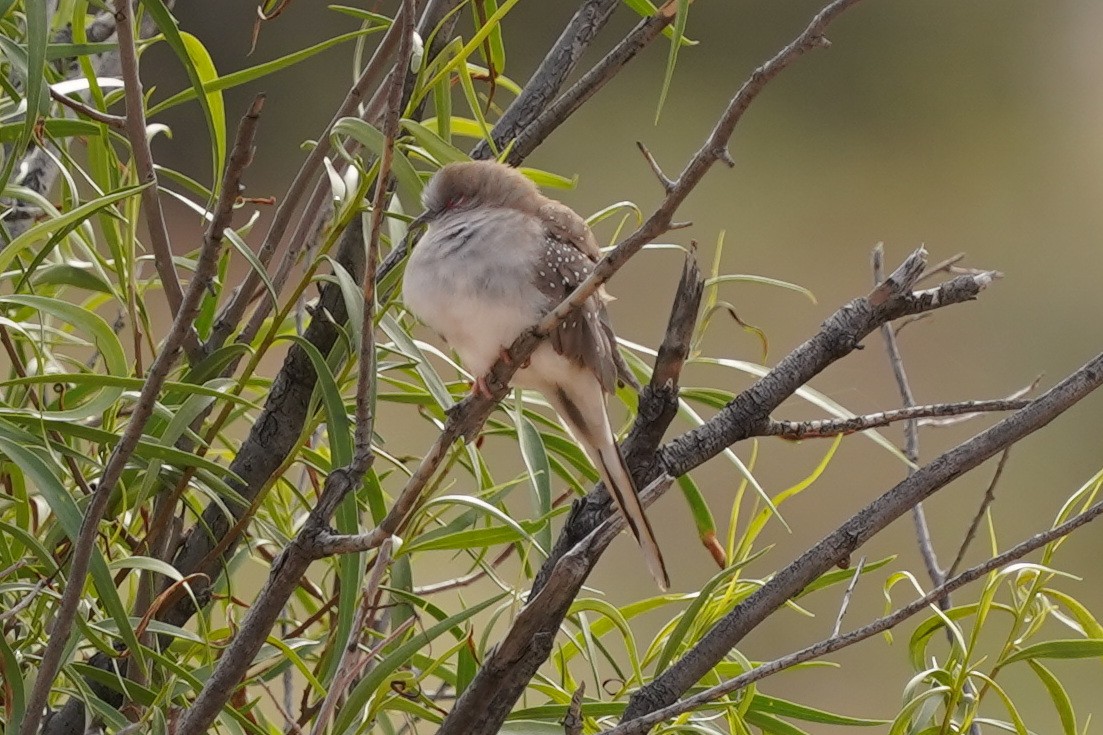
113;0;200;362
605;496;1103;734
470;0;620;160
622;348;1103;720
758;400;1029;439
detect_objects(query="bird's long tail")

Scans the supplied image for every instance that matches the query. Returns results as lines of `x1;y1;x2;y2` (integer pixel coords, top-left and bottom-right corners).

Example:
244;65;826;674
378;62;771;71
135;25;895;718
593;441;670;591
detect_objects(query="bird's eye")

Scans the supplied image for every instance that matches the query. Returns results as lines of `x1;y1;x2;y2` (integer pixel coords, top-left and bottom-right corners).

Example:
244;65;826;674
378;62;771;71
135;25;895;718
448;195;466;208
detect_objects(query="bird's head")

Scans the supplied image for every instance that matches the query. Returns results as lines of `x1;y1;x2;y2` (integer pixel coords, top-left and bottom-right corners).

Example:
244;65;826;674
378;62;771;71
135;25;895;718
417;160;539;224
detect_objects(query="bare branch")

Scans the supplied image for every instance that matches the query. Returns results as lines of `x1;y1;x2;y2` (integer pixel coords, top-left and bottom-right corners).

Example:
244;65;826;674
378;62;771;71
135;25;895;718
873;244;944;592
758;399;1030;439
605;497;1103;734
831;556;864;638
946;447;1011;578
114;0;201;363
310;538;395;735
918;376;1043;428
622;349;1103;720
497;4;678;165
48;86;125;128
206;8;412;354
470;0;620;160
636;141;676;193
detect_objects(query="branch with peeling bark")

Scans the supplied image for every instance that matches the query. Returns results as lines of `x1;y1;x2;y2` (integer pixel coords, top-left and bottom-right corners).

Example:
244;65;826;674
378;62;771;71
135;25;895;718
757;398;1030;439
604;496;1103;734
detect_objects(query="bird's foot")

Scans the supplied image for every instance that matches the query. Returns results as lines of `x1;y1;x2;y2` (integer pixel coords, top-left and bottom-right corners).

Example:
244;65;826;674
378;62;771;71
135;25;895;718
498;348;531;370
472;375;494;399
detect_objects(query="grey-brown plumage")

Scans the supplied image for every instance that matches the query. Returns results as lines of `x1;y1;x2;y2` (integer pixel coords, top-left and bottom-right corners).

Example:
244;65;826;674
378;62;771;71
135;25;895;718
402;160;669;590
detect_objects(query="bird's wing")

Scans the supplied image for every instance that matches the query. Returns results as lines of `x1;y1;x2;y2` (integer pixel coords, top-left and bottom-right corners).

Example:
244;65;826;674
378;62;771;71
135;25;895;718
533;234;618;394
538;201;601;260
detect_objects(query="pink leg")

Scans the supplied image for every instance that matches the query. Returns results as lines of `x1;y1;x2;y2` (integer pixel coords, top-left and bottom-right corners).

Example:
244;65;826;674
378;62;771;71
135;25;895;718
472;375;494;398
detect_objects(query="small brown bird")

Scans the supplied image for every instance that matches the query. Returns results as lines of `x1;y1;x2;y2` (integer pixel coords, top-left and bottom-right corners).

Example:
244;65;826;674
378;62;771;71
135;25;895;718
402;160;670;590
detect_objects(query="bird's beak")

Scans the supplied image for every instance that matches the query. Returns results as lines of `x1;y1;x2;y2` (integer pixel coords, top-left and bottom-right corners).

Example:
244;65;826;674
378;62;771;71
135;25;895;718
401;211;431;252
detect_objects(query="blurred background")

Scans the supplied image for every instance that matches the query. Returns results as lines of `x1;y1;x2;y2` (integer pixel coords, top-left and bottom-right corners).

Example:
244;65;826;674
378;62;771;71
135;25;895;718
144;1;1103;729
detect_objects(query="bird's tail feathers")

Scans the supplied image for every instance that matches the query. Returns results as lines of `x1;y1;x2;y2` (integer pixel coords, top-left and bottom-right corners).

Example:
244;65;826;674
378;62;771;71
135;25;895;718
594;443;670;591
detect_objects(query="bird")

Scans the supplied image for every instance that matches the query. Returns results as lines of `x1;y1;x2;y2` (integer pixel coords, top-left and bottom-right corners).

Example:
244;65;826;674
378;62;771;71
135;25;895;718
401;160;670;590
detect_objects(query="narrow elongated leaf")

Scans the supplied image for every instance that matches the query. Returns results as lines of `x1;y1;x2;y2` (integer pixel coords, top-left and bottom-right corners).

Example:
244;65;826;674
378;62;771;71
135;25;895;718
138;0;224;187
147;29;385;116
1000;639;1103;666
331;592;507;735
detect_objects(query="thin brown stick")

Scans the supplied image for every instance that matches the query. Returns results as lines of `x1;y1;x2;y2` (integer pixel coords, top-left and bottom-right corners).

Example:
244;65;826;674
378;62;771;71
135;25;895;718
309;538;395;735
206;9;411;354
759;399;1030;439
49;86;125;128
946;447;1011;578
603;498;1103;735
831;556;864;638
874;244;943;587
112;0;200;363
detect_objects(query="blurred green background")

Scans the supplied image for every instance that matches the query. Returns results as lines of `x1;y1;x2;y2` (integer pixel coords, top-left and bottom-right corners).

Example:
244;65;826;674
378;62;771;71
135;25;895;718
145;1;1103;729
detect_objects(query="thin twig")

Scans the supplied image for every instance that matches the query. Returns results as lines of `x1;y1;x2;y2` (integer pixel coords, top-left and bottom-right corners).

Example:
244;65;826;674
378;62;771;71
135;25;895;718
310;538;395;735
918;377;1043;429
946;448;1011;578
206;9;410;354
831;556;864;638
470;0;620;160
49;86;125;128
112;0;199;363
494;3;679;165
873;244;943;588
636;141;676;192
603;498;1103;735
916;252;966;284
758;399;1030;439
141;95;266;554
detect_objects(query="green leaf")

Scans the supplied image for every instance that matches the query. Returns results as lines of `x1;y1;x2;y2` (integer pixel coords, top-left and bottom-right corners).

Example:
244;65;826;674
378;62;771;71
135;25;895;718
653;549;767;673
223;228;278;317
744;710;811;735
654;0;690;124
705;274;817;304
0;294;127;420
1027;660;1077;735
999;639;1103;666
0;0;47;191
622;0;700;44
0;625;25;731
0;432;142;663
0;183;147;277
331;592;508;735
422;0;522;93
750;694;887;726
331;117;422;211
148;28;385;117
29;262;114;294
400;119;469;165
138;1;225;189
515;407;552;553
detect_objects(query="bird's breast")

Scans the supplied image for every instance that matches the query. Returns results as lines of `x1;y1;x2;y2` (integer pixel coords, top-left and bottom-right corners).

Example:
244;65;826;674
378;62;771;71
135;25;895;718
402;208;549;376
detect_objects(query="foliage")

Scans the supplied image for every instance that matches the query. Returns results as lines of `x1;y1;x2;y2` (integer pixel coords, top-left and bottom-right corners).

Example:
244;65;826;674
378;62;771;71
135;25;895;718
0;2;1100;735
